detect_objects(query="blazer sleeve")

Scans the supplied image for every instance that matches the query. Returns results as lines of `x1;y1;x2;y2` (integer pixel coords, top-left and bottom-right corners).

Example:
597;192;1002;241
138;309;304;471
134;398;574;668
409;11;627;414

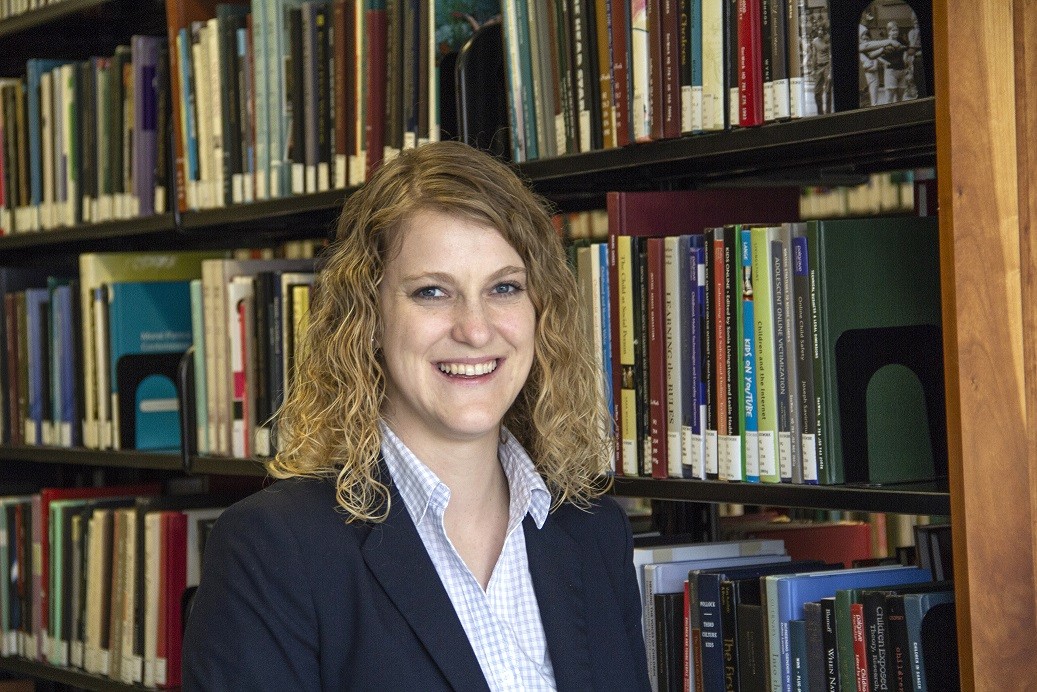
181;494;321;691
615;503;652;690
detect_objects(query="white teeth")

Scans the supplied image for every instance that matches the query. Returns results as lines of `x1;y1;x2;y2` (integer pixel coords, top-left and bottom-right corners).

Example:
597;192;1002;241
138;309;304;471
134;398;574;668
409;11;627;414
438;360;497;376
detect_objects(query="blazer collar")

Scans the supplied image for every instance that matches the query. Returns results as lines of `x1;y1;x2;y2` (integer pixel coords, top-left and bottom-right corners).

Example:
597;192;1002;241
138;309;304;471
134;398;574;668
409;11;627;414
524;512;593;691
361;478;491;692
362;464;592;691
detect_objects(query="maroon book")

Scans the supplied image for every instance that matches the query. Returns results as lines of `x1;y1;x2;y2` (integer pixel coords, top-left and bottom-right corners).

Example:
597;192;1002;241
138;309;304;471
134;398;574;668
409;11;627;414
364;3;388;178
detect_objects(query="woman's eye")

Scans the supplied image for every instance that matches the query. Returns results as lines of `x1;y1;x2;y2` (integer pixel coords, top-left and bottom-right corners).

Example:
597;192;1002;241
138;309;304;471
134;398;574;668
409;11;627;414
414;286;446;299
493;282;523;295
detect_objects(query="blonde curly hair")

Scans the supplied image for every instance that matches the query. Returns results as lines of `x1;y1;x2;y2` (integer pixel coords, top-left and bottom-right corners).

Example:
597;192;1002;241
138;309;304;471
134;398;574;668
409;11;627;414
268;141;612;521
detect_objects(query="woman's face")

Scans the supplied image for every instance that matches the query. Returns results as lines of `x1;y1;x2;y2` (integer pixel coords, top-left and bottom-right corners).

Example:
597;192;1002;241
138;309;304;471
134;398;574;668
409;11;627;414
377;209;536;452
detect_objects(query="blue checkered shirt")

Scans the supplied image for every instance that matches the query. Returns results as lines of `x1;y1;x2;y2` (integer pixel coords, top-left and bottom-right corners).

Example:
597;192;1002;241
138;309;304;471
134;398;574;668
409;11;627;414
380;422;557;691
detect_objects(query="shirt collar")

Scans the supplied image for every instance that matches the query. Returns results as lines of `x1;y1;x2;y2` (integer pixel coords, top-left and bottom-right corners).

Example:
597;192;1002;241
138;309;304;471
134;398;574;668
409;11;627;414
379;421;551;530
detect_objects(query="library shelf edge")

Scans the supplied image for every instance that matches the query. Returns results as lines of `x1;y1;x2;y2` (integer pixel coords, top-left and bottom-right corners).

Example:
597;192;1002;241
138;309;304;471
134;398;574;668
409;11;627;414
0;445;266;476
0;655;144;692
0;0;112;39
517;98;936;203
610;476;950;516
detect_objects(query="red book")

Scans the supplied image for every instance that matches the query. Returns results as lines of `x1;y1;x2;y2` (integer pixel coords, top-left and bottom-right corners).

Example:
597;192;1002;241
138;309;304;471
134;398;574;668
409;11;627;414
738;0;764;126
660;0;681;139
647;0;665;140
608;0;632;145
364;3;388;178
158;511;188;689
646;238;669;478
332;0;355;186
605;188;801;476
35;485;162;663
852;602;872;692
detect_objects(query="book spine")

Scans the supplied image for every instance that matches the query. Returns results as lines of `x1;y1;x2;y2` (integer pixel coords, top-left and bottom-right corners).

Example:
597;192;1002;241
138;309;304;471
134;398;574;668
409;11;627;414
821;596;841;692
608;0;631;145
770;0;789;119
719;578;739;692
702;231;717;479
646;238;668;478
760;0;773;122
685;238;705;479
771;236;792;482
700;0;723;130
721;226;742;481
884;594;911;692
738;0;763;126
364;1;387;177
852;602;871;692
616;234;638;475
629;0;650;141
698;574;727;692
663;236;683;477
594;0;615;147
804;220;834;483
740;227;760;481
751;226;780;482
791;230;818;483
786;0;803;118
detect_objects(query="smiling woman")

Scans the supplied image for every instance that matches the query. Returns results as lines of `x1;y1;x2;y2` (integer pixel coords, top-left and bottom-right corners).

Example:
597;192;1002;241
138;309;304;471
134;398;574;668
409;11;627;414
181;141;651;691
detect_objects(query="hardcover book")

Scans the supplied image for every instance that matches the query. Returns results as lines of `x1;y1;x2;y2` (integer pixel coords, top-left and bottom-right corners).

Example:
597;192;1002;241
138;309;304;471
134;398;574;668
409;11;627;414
106;281;193;451
805;216;943;485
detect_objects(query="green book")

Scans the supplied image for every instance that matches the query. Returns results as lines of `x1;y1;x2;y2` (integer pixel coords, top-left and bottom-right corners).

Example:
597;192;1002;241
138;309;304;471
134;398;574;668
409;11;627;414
805;216;942;485
750;225;782;482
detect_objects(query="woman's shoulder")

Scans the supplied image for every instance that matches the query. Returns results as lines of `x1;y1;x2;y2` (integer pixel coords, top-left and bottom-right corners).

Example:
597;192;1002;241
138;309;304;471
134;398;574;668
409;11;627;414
216;476;355;540
550;493;630;539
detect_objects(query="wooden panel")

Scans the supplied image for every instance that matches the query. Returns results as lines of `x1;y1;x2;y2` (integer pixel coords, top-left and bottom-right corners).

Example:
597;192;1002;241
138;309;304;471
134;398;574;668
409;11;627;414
935;0;1037;689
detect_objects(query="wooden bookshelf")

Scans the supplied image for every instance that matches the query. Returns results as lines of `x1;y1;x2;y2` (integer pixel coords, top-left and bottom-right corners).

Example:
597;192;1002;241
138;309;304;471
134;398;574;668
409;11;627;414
0;656;142;692
0;0;1033;690
936;0;1037;686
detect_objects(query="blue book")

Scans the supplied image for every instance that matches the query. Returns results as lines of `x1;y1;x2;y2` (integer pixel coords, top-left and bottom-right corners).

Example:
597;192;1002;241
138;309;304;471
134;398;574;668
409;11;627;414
685;235;706;478
768;565;931;692
25;287;51;445
107;281;193;451
48;279;75;447
178;27;200;200
740;227;760;481
27;59;70;210
190;279;208;453
598;242;614;434
904;590;955;692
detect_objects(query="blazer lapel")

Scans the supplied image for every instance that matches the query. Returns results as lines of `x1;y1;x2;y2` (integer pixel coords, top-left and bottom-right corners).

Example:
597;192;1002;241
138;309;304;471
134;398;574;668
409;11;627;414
362;481;490;692
524;513;592;691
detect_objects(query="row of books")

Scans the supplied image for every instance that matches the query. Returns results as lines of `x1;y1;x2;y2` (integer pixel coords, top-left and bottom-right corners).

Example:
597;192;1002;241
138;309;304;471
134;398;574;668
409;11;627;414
500;0;931;162
0;38;169;235
164;0;498;212
0;242;322;456
635;536;955;692
580;188;943;484
0;486;235;689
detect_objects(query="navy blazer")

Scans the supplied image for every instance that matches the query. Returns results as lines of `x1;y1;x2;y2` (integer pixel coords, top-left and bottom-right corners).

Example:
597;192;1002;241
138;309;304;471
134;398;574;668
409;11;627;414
181;475;651;691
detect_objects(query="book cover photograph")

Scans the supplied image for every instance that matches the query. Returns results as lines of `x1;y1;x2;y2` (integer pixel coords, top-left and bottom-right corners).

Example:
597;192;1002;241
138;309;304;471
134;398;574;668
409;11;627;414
829;0;932;112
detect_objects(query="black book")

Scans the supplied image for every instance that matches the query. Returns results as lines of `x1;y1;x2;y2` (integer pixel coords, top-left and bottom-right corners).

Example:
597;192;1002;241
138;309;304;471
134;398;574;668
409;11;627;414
287;5;306;193
315;2;333;188
790;618;809;692
78;60;97;224
217;4;249;206
654;591;684;692
110;46;130;204
820;596;840;692
803;601;826;692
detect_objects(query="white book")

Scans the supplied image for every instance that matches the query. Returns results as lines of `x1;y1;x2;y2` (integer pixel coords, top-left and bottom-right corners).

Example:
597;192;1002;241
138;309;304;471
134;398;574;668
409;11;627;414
700;0;724;130
228;276;255;458
142;512;162;688
663;236;684;478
